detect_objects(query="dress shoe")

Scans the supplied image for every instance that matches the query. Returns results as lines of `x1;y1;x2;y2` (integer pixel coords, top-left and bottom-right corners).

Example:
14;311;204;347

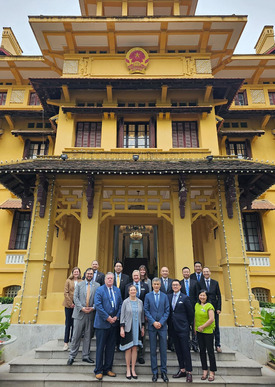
67;358;74;366
95;373;103;381
172;370;186;378
192;345;199;352
161;372;169;382
82;357;94;364
131;373;138;380
152;374;158;382
126;373;131;380
168;344;175;352
186;372;193;383
106;370;116;377
216;346;222;353
138;357;145;364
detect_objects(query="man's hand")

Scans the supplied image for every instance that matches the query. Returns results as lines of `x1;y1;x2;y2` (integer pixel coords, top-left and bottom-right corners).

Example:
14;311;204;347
217;310;221;315
153;321;161;329
107;316;117;324
82;307;93;313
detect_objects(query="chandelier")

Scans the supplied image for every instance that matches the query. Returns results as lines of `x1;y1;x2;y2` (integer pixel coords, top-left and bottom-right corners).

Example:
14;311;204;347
130;230;143;240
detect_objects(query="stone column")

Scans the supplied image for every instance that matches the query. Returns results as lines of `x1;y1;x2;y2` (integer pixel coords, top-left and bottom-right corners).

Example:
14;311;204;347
171;180;194;279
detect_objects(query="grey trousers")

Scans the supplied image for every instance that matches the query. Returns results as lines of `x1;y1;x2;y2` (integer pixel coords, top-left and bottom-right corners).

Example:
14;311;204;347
69;312;94;359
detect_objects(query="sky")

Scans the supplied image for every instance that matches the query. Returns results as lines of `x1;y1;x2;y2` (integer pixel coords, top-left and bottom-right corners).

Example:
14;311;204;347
0;0;274;55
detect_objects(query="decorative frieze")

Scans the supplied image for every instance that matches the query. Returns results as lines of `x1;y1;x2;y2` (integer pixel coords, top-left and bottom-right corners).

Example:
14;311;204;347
63;60;79;74
10;89;25;103
6;254;25;264
250;89;265;104
195;59;212;74
249;256;270;266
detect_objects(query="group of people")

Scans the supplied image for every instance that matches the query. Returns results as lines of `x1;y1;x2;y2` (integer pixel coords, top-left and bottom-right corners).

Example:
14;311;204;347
63;259;222;383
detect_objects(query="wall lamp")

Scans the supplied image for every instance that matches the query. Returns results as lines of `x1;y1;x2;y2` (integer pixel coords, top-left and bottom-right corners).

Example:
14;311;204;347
133;154;139;161
206;155;213;162
60;154;68;161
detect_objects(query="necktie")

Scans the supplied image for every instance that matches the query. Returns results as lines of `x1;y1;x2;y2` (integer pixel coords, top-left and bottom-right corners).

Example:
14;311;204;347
155;293;159;307
172;293;177;310
164;279;168;291
185;280;189;296
197;273;200;281
135;283;140;298
86;283;91;307
206;279;210;291
116;275;120;288
109;287;115;308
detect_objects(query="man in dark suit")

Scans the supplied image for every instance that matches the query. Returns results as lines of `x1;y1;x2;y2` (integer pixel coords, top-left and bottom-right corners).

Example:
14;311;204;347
114;260;130;300
94;272;122;381
199;267;222;353
125;269;149;364
67;268;99;365
144;278;170;382
159;266;174;351
190;261;203;282
168;280;194;383
92;260;105;285
180;266;199;352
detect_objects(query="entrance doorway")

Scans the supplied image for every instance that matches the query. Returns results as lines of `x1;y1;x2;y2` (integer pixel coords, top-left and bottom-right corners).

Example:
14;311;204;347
113;225;158;278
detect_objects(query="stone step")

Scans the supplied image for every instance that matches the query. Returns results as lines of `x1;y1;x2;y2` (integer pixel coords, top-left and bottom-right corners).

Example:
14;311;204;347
35;344;235;362
8;356;262;376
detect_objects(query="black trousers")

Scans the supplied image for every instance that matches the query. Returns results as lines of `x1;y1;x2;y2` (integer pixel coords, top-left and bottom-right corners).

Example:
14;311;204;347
64;307;74;343
172;330;192;372
214;312;220;348
197;331;217;372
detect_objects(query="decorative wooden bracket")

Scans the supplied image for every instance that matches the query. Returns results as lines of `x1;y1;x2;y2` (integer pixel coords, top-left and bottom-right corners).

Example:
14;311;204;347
22;184;34;211
224;175;236;219
86;176;95;219
37;174;49;218
178;175;187;219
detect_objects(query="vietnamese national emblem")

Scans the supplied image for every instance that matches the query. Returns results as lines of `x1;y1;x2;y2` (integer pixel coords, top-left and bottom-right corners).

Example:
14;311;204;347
125;47;149;74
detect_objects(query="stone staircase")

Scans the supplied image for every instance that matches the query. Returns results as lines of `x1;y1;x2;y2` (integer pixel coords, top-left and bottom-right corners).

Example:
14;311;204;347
0;337;274;386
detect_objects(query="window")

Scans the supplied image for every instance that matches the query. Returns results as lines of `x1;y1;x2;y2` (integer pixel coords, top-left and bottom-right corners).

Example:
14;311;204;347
225;140;251;158
23;140;49;159
269;92;275;105
123;123;150;148
234;91;248;106
4;285;21;298
0;92;7;105
29;92;40;106
9;211;31;250
172;121;198;148
75;122;101;147
252;288;269;303
242;212;264;252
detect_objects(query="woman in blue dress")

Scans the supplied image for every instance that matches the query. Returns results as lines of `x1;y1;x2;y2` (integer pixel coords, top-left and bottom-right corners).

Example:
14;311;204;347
120;284;145;379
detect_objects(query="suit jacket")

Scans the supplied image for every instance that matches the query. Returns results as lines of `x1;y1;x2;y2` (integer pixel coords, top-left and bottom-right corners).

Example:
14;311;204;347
199;277;221;311
125;281;149;302
63;278;82;308
144;291;170;331
94;284;122;329
190;272;203;282
160;277;173;294
114;273;130;300
180;278;199;307
120;297;144;332
94;270;105;286
72;280;99;320
168;292;194;334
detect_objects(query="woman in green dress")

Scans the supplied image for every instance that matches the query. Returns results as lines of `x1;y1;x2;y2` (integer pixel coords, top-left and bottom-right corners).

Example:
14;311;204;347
195;289;217;382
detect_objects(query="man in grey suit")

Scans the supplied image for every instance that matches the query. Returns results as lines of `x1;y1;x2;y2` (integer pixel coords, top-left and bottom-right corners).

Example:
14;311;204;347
67;268;100;365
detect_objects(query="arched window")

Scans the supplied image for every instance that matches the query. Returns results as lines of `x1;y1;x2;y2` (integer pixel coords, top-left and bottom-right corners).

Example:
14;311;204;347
4;285;21;298
252;287;270;303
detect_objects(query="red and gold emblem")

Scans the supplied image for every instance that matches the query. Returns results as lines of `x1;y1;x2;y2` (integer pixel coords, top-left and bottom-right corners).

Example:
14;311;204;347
125;47;149;74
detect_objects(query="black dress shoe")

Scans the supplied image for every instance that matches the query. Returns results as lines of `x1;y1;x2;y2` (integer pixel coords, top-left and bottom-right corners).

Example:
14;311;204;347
67;358;74;366
126;374;131;380
186;372;193;383
131;373;138;380
82;357;95;364
152;374;158;382
138;357;145;364
168;345;175;352
172;370;186;378
192;346;199;352
161;372;169;382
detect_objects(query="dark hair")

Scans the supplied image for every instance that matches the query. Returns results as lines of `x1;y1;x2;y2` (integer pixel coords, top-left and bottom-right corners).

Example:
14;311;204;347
139;265;148;280
128;284;137;293
68;267;81;280
182;266;190;271
172;279;181;285
194;261;202;266
85;267;94;274
198;289;209;304
114;260;123;267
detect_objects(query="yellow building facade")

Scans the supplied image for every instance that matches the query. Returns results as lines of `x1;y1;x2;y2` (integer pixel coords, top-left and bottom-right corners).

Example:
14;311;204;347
0;0;274;326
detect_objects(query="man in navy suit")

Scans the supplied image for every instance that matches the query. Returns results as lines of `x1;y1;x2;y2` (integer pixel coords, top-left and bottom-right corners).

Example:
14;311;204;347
199;267;222;352
159;266;174;351
114;260;130;300
190;261;203;282
168;279;194;383
94;272;122;381
144;277;170;382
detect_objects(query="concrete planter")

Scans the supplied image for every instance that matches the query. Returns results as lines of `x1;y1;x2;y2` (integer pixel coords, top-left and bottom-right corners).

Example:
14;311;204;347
255;337;275;355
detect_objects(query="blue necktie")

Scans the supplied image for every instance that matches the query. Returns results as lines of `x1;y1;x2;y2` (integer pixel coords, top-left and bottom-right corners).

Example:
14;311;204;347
206;280;210;291
172;294;177;310
164;279;168;291
135;283;140;298
155;293;159;307
185;280;189;296
109;288;115;309
197;273;201;281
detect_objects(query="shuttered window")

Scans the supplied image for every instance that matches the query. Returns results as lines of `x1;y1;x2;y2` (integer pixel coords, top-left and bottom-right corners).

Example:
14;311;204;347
172;121;198;148
23;140;49;159
9;211;31;250
75;122;102;147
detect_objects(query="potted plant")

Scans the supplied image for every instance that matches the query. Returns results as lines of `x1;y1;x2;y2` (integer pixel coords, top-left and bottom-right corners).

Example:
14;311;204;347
0;307;11;364
252;309;275;355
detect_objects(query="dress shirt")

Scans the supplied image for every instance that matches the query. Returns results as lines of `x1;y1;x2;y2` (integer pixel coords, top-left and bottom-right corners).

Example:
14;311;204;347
93;270;98;282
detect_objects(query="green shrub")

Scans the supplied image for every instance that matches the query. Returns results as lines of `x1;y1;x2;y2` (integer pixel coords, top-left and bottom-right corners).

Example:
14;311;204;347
0;297;14;305
259;301;275;309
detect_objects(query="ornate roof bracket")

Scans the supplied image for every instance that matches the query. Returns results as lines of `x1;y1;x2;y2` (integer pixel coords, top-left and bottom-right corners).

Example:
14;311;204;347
22;184;34;211
178;174;187;219
224;175;237;219
37;174;49;218
86;175;94;219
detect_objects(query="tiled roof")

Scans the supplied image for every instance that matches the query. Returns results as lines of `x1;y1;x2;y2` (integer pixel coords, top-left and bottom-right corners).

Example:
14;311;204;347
0;199;22;209
249;200;275;210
